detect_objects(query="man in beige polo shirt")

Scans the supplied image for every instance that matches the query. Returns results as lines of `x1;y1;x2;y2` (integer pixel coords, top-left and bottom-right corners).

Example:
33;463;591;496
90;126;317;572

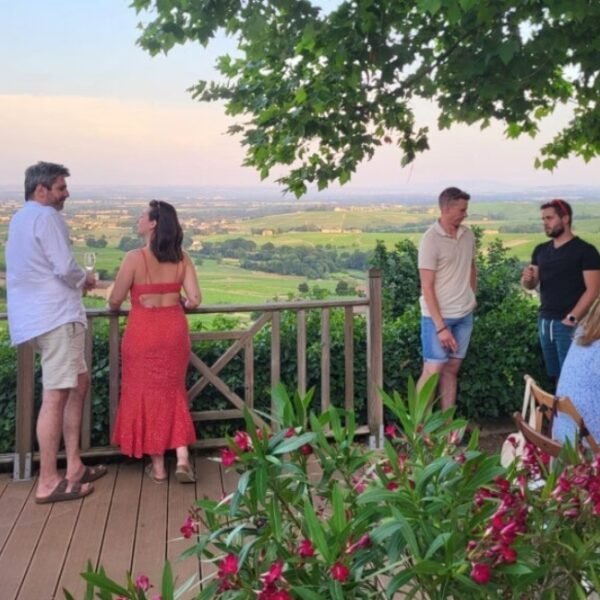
417;187;477;410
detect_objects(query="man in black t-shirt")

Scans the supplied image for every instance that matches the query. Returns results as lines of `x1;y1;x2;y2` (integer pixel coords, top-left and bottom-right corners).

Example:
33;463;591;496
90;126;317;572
522;199;600;385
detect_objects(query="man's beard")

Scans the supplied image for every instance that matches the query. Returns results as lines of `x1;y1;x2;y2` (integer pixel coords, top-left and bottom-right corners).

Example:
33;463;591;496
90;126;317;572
546;224;565;238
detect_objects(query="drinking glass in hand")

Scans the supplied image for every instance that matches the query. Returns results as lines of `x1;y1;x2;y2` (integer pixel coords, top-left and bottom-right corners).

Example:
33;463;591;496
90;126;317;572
83;252;97;281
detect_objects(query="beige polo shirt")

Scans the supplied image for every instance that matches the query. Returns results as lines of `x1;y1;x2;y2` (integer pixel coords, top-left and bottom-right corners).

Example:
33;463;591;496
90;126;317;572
418;221;476;318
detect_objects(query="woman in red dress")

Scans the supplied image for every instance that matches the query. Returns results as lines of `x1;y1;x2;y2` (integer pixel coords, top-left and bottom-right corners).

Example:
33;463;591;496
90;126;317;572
109;200;201;483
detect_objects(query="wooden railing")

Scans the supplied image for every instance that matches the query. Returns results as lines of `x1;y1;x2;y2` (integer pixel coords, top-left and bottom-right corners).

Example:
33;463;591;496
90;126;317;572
1;269;383;480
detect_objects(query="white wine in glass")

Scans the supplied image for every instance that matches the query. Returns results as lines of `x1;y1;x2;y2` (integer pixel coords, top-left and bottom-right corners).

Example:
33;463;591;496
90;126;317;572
83;252;96;276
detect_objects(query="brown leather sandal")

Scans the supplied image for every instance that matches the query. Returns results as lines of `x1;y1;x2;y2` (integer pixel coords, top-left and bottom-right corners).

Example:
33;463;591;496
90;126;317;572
35;479;94;504
174;464;196;484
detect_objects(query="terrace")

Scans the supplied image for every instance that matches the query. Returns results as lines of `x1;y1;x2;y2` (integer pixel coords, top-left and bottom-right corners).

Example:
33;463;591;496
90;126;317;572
0;270;384;599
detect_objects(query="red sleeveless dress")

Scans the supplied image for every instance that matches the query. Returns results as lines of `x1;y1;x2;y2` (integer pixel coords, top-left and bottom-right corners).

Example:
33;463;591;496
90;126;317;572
112;258;196;458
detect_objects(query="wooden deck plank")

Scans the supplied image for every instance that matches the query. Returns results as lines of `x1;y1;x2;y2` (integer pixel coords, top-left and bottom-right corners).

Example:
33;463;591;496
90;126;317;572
131;463;169;587
57;465;118;599
0;482;52;600
0;479;35;553
166;458;200;599
0;472;11;495
18;492;83;600
196;455;224;588
97;462;141;580
0;455;238;600
220;461;239;496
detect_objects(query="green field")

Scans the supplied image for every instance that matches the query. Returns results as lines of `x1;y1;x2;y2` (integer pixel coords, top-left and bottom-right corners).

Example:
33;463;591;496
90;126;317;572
195;259;360;305
3;201;600;305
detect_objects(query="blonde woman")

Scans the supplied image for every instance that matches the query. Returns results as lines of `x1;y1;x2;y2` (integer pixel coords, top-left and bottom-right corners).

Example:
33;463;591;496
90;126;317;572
109;200;201;483
552;298;600;445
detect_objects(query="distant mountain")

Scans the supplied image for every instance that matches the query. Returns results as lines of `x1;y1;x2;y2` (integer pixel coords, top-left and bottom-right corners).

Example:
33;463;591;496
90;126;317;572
1;183;599;204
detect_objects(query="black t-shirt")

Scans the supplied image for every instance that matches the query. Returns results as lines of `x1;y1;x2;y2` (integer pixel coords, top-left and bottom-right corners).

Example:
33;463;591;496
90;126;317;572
532;236;600;319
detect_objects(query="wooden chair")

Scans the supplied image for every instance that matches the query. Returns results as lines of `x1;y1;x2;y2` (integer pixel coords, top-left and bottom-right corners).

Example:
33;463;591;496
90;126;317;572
513;412;562;458
516;375;600;456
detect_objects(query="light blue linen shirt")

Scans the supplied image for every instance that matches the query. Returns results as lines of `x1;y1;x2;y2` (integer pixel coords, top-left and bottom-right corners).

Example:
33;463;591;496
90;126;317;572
6;201;87;345
552;336;600;445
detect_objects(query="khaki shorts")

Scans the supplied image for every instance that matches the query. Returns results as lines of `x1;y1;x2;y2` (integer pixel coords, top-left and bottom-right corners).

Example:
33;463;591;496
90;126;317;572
31;323;88;390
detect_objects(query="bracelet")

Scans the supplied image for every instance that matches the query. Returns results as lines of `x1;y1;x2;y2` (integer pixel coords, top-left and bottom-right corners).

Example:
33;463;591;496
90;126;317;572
436;325;448;334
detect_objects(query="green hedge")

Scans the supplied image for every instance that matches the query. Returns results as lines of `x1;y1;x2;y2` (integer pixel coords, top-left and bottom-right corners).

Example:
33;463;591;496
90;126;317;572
0;292;546;453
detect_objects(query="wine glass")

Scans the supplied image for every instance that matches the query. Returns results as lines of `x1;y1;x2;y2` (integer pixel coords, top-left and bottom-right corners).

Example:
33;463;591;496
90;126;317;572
83;252;96;277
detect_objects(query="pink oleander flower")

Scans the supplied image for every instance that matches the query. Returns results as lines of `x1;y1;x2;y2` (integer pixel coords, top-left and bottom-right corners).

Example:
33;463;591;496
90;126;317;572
331;562;350;582
499;545;517;564
220;447;237;467
384;424;399;438
346;534;371;554
352;476;366;494
455;453;466;464
259;587;291;600
135;574;151;591
261;560;284;585
398;453;407;472
285;427;296;438
234;430;252;451
298;539;315;558
494;477;510;493
448;429;462;445
387;481;399;491
299;443;313;455
180;515;199;539
218;553;239;577
473;487;493;508
470;562;492;585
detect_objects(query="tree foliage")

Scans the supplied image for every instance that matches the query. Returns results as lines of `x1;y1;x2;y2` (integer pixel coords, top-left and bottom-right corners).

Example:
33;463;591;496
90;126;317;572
132;0;600;195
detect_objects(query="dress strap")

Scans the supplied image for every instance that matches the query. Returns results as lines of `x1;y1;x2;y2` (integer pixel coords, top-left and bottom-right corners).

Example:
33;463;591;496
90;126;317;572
140;248;152;284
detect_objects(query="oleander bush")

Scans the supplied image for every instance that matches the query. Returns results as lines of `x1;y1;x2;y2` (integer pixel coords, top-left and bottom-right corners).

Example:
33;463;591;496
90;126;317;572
75;380;600;599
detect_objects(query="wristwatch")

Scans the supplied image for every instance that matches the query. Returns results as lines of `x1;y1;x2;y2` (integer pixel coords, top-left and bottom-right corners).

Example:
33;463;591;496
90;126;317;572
566;313;578;324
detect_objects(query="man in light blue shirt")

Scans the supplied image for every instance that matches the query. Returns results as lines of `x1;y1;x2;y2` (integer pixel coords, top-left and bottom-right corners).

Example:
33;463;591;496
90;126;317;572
6;162;106;503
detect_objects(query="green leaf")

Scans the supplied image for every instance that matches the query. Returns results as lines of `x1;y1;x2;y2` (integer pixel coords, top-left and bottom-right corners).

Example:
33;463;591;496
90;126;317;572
497;563;534;575
498;39;519;65
269;497;283;541
80;572;130;597
196;581;219;600
304;499;331;562
424;532;452;559
386;569;415;596
161;561;174;600
330;482;345;534
295;88;308;104
271;432;316;454
294;586;323;600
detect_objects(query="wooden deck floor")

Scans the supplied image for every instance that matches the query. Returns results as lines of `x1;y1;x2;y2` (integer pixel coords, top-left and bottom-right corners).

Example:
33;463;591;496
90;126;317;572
0;454;237;600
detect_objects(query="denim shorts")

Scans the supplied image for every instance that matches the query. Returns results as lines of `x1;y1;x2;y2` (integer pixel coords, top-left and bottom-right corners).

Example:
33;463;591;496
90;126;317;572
421;313;474;363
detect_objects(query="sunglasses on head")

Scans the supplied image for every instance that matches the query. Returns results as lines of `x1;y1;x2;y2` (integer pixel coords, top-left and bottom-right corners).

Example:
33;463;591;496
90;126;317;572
550;199;568;216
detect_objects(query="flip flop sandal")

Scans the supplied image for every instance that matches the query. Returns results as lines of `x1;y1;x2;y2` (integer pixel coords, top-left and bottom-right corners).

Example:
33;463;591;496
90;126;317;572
78;464;108;483
35;478;94;504
174;464;196;484
145;464;167;484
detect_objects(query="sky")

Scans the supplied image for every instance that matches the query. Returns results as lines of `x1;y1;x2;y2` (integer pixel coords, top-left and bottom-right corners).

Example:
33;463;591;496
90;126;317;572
1;0;598;195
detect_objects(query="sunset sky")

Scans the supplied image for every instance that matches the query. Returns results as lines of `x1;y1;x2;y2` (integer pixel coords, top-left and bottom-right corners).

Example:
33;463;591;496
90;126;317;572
1;0;598;194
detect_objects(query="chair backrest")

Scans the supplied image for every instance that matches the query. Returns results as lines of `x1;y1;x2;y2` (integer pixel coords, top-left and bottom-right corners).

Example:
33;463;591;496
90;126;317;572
523;374;600;455
514;412;562;458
